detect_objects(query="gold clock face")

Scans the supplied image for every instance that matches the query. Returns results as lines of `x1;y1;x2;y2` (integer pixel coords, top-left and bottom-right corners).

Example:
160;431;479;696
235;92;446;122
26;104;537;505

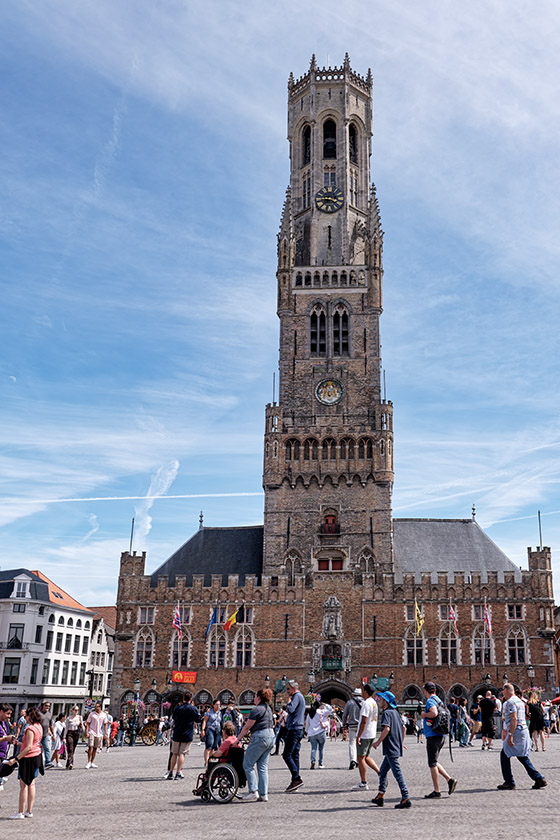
315;379;343;405
315;186;344;213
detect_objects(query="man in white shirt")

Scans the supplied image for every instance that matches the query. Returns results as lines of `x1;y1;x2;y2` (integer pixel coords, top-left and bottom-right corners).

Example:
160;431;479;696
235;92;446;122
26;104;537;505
354;683;380;790
84;703;108;769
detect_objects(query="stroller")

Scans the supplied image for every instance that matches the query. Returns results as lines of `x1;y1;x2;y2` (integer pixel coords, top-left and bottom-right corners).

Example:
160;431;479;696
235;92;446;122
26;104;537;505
193;746;247;803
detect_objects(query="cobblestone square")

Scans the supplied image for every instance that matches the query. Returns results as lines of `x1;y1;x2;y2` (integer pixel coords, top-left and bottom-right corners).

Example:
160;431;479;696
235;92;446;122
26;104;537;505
1;736;558;838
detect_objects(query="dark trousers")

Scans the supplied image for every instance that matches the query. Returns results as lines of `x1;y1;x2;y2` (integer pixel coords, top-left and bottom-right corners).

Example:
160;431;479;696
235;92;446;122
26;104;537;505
282;727;303;780
500;748;543;786
273;725;287;754
65;730;79;767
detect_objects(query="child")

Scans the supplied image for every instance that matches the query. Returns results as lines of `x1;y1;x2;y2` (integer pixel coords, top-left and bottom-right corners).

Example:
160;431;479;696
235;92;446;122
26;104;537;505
371;691;411;809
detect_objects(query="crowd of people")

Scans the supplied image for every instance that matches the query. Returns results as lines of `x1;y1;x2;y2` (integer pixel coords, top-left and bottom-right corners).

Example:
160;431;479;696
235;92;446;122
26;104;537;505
0;681;553;816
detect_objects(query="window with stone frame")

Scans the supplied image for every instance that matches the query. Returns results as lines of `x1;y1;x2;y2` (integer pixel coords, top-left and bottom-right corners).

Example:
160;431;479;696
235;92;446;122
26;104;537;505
310;306;326;355
439;623;458;665
171;630;190;669
135;628;154;667
404;626;424;666
316;551;344;571
139;607;154;625
473;624;492;665
472;604;483;621
332;305;349;356
507;604;523;620
507;624;527;664
208;627;227;668
302;124;311;166
348;123;358;164
235;626;254;668
323;119;337;159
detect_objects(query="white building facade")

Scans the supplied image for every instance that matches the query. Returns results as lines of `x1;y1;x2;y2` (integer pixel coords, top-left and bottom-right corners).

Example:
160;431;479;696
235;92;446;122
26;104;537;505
0;569;93;716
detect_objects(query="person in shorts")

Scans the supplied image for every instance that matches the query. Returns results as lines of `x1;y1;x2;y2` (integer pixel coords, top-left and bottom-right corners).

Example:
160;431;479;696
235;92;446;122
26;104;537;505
166;691;200;780
202;700;223;764
354;683;379;790
421;682;456;799
84;702;107;769
6;706;43;819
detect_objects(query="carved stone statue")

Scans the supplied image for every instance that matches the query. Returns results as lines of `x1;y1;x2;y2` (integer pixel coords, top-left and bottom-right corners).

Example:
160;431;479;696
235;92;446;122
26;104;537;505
322;595;343;640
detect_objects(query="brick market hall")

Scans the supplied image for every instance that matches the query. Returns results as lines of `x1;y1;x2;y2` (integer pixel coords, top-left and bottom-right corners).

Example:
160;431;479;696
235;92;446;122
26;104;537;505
111;55;555;718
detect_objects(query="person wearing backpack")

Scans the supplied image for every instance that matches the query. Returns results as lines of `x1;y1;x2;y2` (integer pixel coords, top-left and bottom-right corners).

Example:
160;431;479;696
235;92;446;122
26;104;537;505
421;682;457;799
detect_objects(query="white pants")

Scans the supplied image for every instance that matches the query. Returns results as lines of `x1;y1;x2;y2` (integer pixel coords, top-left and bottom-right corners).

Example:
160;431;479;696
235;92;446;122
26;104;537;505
347;726;358;763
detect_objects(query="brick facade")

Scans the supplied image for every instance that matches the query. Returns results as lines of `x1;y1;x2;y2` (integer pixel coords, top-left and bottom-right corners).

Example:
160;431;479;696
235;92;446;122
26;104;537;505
111;56;555;714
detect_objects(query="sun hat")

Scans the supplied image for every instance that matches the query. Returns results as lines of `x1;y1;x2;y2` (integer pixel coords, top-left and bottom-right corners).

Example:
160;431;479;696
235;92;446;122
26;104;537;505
376;690;397;708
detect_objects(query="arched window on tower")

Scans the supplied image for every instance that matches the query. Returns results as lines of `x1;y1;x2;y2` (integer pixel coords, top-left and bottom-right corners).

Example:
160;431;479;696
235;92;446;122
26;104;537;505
333;306;349;356
349;123;358;164
310;307;326;355
302;125;311;166
323;119;337;159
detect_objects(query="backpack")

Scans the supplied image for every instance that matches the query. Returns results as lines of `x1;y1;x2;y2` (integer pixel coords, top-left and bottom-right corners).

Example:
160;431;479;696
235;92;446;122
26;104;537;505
430;698;450;736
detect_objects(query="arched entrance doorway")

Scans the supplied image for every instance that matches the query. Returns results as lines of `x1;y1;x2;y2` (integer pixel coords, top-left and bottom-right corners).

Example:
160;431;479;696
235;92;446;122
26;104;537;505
312;678;352;710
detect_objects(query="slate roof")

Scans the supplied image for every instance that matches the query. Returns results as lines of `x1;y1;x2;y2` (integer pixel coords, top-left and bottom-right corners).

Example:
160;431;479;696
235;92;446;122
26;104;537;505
149;518;522;588
0;568;92;610
150;526;264;587
393;518;522;580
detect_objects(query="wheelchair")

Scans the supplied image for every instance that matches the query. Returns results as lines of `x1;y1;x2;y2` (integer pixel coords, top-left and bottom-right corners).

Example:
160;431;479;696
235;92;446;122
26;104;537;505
193;746;247;803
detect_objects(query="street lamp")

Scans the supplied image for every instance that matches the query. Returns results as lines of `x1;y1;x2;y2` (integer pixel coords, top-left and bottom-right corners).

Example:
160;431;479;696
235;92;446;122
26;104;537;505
484;673;492;686
527;664;536;685
389;671;394;688
264;674;270;688
130;678;141;747
307;669;315;691
503;673;508;684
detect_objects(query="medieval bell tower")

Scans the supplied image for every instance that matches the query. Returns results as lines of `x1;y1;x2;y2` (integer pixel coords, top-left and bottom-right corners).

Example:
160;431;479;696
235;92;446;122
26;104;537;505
262;54;394;581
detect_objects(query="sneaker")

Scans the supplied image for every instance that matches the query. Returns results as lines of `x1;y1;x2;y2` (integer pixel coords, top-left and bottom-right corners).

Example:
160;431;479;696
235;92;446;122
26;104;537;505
424;791;441;799
24;812;33;818
89;763;98;769
395;798;412;809
448;778;457;795
165;771;174;780
354;781;369;790
318;764;325;769
286;778;303;792
174;772;184;780
257;794;268;802
349;760;358;770
310;761;315;769
481;744;486;750
532;778;547;789
497;783;516;790
85;762;91;769
371;793;384;807
241;790;259;801
9;814;25;820
68;764;73;770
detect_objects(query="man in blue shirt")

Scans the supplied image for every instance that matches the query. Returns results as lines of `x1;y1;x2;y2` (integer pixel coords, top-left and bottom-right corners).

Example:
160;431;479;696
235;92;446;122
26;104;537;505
421;681;457;799
283;680;306;792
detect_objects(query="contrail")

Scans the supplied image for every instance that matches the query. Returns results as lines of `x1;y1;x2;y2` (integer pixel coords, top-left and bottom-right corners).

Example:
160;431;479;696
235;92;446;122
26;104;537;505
0;492;264;505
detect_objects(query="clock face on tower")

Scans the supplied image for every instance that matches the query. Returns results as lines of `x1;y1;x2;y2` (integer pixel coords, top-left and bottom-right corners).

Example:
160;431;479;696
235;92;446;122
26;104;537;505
315;379;343;405
315;186;344;213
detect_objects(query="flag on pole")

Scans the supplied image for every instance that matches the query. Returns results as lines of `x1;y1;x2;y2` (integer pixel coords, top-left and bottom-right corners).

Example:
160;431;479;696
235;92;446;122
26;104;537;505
484;600;492;635
224;605;244;631
414;599;424;637
449;604;458;636
172;604;182;640
205;607;218;638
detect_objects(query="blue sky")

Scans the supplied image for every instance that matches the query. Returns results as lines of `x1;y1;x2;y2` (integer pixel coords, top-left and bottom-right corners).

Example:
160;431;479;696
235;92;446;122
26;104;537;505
1;1;559;605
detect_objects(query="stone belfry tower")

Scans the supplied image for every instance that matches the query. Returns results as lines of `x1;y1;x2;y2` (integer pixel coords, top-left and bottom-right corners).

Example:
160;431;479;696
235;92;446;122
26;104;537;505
263;54;394;580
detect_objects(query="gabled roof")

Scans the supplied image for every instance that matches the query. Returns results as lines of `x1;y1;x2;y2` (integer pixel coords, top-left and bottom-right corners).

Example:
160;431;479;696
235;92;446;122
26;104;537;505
150;526;263;587
30;570;91;612
393;518;521;579
90;606;117;631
